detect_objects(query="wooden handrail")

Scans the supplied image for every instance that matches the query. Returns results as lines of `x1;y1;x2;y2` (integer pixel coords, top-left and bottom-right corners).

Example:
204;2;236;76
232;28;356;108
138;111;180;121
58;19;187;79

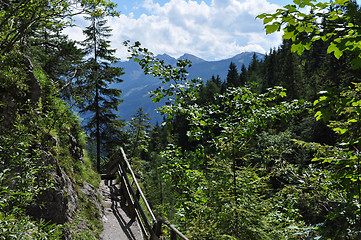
156;216;188;240
113;147;188;240
117;153;156;239
120;147;157;223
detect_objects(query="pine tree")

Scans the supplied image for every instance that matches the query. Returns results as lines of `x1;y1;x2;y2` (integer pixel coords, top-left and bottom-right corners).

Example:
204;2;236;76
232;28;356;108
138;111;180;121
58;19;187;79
77;6;124;172
211;74;223;88
264;49;276;90
280;46;300;99
239;64;247;86
226;62;240;87
198;77;221;104
127;107;151;158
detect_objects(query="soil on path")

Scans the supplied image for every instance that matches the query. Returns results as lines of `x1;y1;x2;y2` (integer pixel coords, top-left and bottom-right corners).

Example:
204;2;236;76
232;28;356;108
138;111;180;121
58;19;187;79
100;180;143;240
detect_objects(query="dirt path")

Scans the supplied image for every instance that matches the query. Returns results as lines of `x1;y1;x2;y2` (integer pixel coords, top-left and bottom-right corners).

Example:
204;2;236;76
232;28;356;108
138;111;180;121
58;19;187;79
99;180;143;240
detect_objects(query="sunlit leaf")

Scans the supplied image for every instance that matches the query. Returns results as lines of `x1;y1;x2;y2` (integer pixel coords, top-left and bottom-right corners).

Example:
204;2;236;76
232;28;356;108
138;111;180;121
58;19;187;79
327;43;343;59
266;23;280;34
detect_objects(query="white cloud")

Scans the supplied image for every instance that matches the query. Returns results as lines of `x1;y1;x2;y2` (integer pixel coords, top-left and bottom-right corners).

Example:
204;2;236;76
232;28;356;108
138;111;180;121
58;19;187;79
62;14;87;42
66;0;284;61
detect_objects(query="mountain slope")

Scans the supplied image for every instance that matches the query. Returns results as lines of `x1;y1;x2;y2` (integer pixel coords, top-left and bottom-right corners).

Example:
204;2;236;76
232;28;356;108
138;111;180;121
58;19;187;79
114;52;265;124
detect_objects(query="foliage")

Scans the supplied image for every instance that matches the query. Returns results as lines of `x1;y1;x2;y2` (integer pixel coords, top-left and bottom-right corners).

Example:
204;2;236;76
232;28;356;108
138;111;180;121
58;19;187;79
0;115;62;239
124;40;202;108
0;0;117;237
0;213;63;240
126;107;152;158
126;41;315;239
258;0;361;238
124;3;361;235
258;0;360;68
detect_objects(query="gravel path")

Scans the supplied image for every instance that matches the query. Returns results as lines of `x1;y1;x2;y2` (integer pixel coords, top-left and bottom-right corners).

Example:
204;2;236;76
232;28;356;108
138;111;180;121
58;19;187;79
100;180;143;240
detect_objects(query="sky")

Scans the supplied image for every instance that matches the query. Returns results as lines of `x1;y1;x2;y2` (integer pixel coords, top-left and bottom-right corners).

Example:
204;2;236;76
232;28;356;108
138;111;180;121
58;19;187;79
64;0;306;61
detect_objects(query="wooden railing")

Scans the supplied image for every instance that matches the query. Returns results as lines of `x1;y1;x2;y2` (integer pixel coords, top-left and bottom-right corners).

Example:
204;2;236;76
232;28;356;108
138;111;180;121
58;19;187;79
111;147;188;240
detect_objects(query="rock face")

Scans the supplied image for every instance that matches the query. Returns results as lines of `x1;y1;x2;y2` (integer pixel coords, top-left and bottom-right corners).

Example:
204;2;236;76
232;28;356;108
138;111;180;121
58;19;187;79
68;132;84;163
0;92;16;129
27;156;78;224
26;134;101;239
80;180;102;214
23;55;41;109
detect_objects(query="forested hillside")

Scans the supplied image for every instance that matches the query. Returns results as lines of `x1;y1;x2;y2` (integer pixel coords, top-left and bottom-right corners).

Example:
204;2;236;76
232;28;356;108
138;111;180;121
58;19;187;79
124;1;361;239
0;0;121;239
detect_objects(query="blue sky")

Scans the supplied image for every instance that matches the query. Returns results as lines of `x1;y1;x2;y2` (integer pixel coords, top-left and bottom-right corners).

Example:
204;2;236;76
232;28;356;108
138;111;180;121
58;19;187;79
64;0;333;61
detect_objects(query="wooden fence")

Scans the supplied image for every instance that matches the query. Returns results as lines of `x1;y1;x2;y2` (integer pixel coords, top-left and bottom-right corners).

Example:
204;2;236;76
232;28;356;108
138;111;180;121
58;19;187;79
104;147;188;240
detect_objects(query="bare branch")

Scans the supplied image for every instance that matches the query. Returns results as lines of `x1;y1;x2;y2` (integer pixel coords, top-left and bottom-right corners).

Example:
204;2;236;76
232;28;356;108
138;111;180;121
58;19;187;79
56;69;78;94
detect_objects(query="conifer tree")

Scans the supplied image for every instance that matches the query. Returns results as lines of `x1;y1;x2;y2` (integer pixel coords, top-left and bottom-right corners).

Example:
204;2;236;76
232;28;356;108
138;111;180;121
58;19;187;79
263;49;276;91
211;74;223;89
127;107;151;158
77;5;124;172
279;45;302;99
198;77;221;104
226;62;240;87
248;53;259;72
239;64;247;86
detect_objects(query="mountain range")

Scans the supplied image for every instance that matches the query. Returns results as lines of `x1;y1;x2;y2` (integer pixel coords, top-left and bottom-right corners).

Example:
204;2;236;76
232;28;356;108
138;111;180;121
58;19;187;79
113;52;265;124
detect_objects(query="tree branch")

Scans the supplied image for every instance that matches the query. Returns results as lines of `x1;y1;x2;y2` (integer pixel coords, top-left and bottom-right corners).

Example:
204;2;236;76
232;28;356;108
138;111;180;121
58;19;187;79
56;68;78;94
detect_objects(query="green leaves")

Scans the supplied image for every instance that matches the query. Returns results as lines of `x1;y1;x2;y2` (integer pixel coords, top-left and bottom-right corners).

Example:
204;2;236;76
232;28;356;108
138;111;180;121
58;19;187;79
327;42;343;59
266;22;281;34
335;0;350;5
258;0;361;68
291;43;306;55
256;1;361;237
125;41;202;115
333;127;348;135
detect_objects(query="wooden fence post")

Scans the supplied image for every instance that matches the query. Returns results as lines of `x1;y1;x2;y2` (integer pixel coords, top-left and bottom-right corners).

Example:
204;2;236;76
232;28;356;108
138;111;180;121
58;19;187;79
170;230;177;240
154;220;162;237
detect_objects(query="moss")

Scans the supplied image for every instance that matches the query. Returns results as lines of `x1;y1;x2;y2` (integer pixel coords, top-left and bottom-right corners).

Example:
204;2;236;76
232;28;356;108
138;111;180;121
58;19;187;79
33;66;48;86
82;151;101;188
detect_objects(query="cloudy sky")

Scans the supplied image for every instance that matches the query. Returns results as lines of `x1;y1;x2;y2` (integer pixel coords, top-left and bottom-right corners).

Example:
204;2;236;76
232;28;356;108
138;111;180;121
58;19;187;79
65;0;296;61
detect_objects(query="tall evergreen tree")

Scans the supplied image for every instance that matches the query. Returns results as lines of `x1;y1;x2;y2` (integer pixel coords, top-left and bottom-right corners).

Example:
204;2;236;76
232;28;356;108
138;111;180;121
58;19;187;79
77;6;124;172
280;46;301;99
248;53;259;72
263;49;277;91
239;64;247;86
226;62;240;87
127;107;151;158
198;76;221;104
211;74;223;88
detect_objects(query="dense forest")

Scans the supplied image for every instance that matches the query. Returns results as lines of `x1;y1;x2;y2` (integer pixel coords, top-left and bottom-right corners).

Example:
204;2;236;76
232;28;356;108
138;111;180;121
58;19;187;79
1;0;361;239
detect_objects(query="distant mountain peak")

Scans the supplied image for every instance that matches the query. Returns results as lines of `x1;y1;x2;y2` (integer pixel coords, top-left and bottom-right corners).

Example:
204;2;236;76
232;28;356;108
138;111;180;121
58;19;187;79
233;52;252;57
156;53;172;58
178;53;205;64
231;52;264;64
155;53;177;65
